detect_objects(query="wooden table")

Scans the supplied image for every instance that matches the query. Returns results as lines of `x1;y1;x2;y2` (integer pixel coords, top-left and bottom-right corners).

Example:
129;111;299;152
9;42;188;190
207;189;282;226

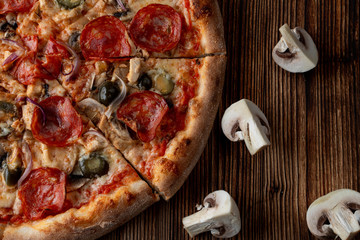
101;1;360;239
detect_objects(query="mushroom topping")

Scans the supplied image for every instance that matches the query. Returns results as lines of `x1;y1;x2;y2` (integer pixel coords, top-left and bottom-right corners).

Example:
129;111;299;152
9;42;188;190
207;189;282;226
221;99;270;155
272;23;318;73
77;98;106;123
306;189;360;240
182;190;241;238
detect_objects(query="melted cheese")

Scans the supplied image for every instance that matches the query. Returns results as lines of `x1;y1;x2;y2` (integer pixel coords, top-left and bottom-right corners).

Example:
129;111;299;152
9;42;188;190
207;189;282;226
45;80;67;97
0;179;16;209
0;73;26;95
24;138;79;175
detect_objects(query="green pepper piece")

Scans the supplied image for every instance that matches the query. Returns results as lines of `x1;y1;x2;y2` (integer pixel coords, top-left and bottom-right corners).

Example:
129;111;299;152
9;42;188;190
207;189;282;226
79;153;109;178
56;0;83;9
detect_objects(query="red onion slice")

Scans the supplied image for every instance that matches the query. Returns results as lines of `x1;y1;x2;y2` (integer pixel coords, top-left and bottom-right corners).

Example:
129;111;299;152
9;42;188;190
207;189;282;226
0;38;26;50
55;40;80;82
105;76;127;119
116;0;127;11
2;52;20;66
18;143;33;187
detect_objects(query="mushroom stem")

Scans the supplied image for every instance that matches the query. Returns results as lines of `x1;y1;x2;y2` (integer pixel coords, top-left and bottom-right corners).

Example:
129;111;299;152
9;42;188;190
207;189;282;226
327;204;360;240
307;189;360;240
182;190;241;238
183;207;223;238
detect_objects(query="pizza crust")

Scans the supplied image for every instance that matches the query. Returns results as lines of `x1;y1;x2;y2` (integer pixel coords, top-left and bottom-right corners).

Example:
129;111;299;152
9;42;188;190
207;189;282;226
190;0;226;55
2;181;158;240
151;55;226;199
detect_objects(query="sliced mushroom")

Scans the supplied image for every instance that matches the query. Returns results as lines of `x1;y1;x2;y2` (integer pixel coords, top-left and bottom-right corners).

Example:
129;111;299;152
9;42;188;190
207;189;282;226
221;99;270;155
272;23;318;73
306;189;360;240
182;190;241;238
77;98;105;124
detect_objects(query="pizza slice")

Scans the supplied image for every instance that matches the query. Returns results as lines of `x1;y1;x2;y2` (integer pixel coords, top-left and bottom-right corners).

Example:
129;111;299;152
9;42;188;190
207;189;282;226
64;56;226;199
10;0;225;59
0;79;159;239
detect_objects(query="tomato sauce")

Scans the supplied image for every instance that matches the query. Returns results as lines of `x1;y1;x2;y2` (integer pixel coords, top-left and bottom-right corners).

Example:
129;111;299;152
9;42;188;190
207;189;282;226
96;166;138;195
178;23;202;56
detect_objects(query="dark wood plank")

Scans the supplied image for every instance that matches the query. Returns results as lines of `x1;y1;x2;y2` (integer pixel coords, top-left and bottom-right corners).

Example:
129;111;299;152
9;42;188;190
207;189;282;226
100;0;360;239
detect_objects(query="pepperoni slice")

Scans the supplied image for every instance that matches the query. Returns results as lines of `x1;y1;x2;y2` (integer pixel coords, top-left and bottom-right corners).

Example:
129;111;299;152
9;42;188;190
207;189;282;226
129;4;182;52
23;35;39;53
41;55;62;78
44;37;70;58
80;16;131;60
11;36;57;85
0;0;37;14
42;37;70;78
117;91;169;142
18;168;66;221
12;56;53;85
31;96;83;147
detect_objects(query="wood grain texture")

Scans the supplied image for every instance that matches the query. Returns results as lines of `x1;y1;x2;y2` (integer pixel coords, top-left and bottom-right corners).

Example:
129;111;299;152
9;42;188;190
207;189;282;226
100;0;360;239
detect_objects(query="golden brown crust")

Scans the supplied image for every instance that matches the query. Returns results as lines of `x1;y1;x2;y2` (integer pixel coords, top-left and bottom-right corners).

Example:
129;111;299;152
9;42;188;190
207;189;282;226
2;181;158;240
190;0;226;55
151;55;227;199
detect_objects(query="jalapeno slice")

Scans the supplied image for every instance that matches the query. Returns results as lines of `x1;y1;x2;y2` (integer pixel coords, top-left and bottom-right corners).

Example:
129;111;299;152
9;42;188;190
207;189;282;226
79;153;109;178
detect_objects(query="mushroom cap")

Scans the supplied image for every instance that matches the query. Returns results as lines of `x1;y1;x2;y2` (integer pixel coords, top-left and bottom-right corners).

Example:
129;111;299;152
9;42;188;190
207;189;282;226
221;99;270;155
272;23;319;73
306;189;360;239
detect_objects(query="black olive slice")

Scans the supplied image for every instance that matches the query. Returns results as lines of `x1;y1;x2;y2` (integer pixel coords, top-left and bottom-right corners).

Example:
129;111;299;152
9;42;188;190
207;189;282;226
137;74;152;90
3;165;22;187
98;81;120;106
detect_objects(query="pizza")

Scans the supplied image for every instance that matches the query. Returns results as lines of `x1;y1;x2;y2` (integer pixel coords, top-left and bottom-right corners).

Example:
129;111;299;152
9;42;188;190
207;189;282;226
0;0;226;239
